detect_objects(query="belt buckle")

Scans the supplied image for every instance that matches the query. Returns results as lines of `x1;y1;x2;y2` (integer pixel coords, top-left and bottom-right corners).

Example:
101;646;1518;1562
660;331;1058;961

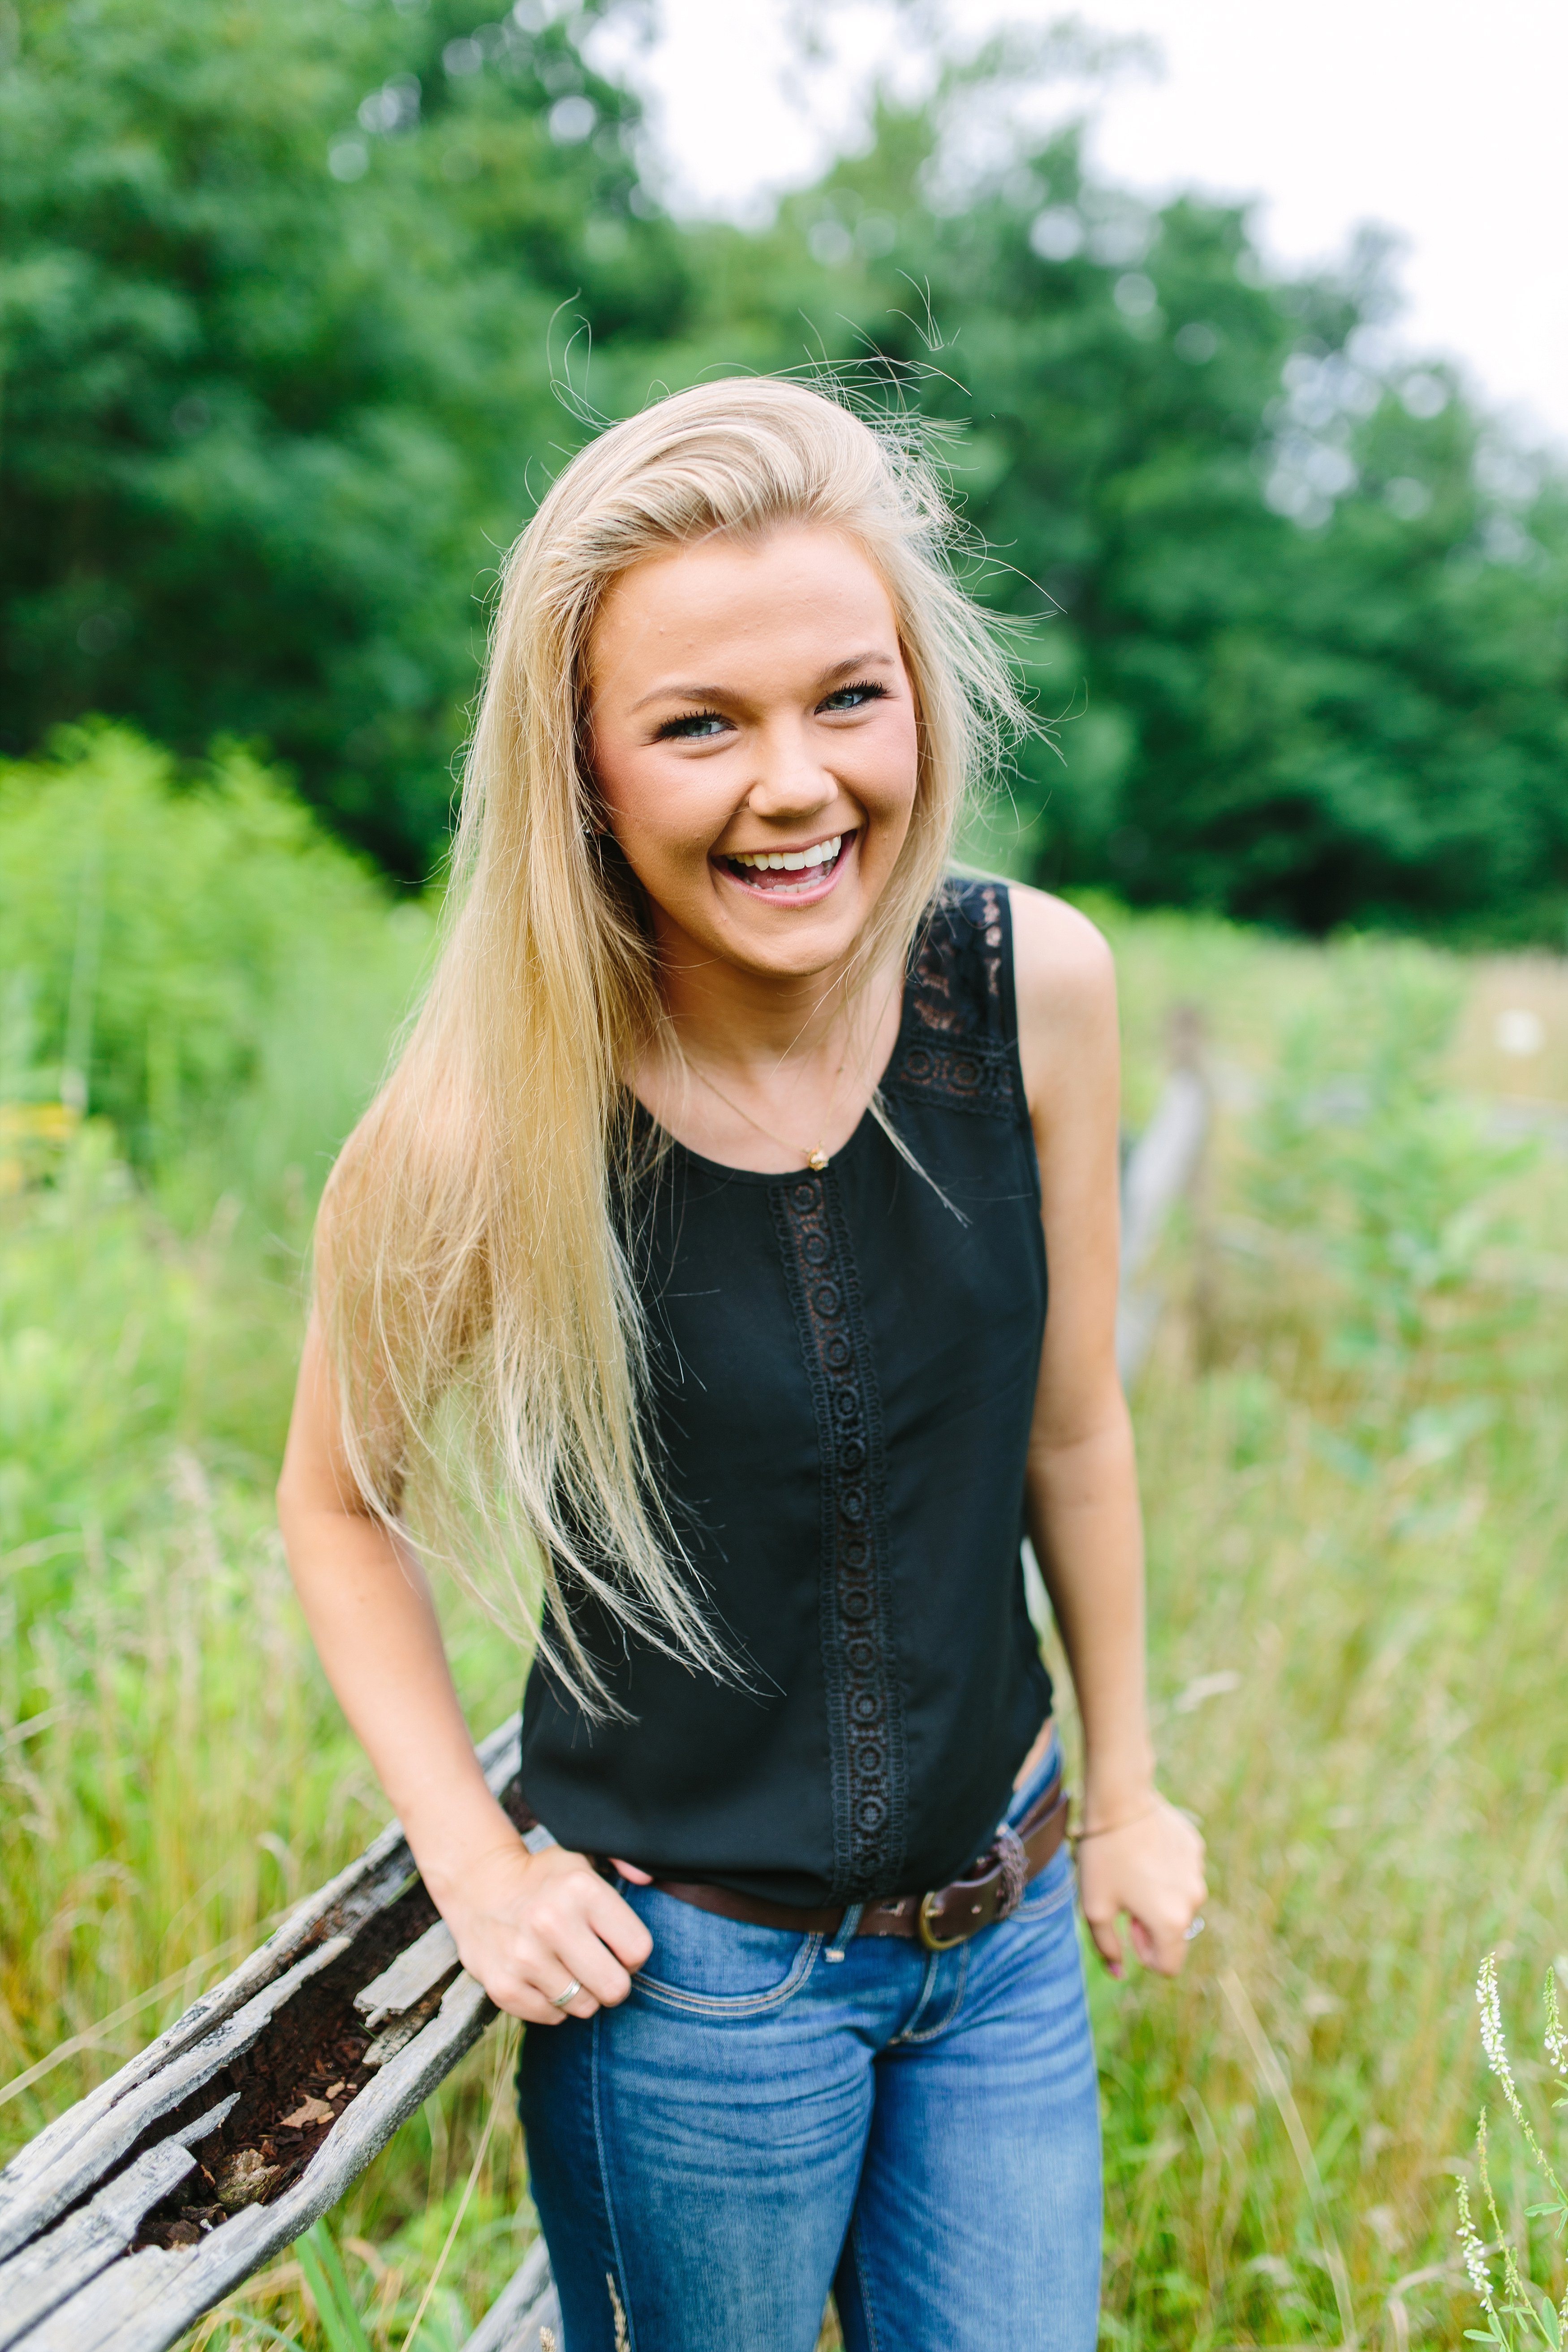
917;1822;1030;1953
917;1889;969;1952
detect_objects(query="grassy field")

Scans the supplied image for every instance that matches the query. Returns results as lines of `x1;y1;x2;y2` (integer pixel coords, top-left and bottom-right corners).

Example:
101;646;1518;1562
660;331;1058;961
3;741;1567;2348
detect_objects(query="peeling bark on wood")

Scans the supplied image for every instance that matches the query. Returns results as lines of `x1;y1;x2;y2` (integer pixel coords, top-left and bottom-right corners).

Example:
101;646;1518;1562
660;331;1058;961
0;1717;519;2235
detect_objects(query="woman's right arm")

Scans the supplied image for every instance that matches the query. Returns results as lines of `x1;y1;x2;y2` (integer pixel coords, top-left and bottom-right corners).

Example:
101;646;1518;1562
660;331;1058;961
276;1314;651;2023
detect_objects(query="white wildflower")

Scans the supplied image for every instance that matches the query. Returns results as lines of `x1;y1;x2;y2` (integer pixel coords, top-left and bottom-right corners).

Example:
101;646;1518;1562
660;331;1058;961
1456;2178;1490;2300
1545;1973;1568;2082
1478;1954;1526;2123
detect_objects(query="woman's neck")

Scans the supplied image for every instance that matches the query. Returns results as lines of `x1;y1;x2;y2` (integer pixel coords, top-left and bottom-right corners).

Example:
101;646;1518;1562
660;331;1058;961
656;943;880;1074
633;915;906;1173
649;894;902;1073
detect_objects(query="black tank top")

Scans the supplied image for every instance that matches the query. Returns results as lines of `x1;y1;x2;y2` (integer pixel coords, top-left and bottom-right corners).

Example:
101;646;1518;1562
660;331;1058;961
519;878;1051;1907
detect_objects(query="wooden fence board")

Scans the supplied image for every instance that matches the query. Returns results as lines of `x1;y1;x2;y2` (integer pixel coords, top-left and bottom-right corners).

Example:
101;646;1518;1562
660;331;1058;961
22;1976;494;2352
356;1921;461;2033
0;1720;522;2348
1117;1061;1210;1383
0;1941;354;2265
464;2241;561;2352
0;1716;518;2229
0;2136;205;2350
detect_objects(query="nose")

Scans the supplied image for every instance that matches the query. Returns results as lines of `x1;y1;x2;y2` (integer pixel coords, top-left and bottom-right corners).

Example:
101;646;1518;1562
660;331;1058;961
743;716;839;825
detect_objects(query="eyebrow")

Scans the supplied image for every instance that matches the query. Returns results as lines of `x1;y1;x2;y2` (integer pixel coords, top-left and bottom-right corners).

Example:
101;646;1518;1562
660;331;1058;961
627;649;900;716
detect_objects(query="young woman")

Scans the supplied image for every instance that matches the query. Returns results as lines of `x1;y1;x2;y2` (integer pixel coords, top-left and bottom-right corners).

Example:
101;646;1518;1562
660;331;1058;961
278;378;1205;2352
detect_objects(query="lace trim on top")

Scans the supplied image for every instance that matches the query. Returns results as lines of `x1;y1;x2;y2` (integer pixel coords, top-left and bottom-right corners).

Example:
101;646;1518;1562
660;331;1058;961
882;878;1017;1118
771;1172;907;1900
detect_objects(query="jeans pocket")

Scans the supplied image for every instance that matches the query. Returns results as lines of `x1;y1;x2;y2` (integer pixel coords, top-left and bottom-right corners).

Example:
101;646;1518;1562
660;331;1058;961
627;1885;821;2016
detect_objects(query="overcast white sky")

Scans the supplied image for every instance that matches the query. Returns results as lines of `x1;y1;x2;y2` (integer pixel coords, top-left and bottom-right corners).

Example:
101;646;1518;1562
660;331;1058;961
609;0;1568;453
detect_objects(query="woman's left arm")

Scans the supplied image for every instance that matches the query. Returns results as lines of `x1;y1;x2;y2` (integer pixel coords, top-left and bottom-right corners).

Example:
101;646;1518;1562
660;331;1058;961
1011;885;1206;1978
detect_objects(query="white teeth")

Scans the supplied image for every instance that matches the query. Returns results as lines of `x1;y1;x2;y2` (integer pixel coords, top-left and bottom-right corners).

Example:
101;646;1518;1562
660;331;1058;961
729;833;843;874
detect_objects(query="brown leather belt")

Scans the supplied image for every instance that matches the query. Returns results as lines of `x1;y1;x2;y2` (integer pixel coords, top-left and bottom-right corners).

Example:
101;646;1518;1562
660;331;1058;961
650;1771;1069;1954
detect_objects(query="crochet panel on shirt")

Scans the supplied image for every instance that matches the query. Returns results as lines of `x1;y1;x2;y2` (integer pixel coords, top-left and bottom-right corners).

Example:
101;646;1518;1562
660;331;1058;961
882;879;1018;1117
771;1170;907;1900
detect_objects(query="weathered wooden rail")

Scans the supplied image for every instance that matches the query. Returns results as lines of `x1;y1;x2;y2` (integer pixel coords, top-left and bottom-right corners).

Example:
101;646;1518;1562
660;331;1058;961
0;1040;1211;2349
1117;1007;1211;1384
0;1717;560;2351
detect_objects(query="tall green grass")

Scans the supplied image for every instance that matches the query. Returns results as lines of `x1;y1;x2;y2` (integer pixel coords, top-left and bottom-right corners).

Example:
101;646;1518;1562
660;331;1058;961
1;734;527;2346
3;739;1567;2346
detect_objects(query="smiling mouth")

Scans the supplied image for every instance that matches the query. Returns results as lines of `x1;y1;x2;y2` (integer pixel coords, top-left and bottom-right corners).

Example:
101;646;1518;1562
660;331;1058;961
717;831;854;895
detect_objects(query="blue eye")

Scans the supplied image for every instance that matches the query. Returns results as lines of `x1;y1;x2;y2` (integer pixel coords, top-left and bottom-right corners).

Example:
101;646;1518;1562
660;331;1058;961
819;681;888;713
656;710;730;741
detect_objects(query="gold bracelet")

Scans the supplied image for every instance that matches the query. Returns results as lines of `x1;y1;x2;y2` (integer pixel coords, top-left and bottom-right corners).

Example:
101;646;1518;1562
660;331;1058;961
1071;1802;1159;1844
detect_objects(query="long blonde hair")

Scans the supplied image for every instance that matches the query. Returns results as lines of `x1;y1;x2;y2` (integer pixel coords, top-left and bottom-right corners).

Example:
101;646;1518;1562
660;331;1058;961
319;376;1025;1703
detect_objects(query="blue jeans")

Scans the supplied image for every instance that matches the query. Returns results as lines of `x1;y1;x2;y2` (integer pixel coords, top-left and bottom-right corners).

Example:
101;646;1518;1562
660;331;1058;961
519;1744;1101;2351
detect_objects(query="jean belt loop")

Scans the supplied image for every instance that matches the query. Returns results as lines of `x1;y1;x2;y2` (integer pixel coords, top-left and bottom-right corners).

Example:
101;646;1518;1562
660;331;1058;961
824;1902;864;1961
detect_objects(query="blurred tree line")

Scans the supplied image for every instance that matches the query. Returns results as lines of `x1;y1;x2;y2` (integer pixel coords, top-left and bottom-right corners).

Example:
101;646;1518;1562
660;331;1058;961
3;0;1566;934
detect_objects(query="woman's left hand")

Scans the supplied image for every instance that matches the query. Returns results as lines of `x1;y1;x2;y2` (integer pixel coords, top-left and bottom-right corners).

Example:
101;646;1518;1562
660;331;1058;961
1076;1795;1206;1979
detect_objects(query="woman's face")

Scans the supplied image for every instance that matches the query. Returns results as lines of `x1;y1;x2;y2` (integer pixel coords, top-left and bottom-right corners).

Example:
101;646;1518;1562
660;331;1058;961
586;524;920;980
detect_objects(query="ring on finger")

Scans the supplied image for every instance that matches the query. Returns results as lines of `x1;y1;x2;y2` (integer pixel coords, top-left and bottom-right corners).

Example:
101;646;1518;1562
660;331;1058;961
550;1977;582;2008
1184;1916;1206;1941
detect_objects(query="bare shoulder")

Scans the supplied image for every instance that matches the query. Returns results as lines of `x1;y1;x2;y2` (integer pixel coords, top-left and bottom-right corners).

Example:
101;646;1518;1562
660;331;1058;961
1005;882;1117;1055
1004;883;1118;1131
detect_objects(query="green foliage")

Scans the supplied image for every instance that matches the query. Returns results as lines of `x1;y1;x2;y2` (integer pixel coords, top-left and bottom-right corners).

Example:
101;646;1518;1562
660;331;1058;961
0;725;429;1620
7;10;1568;923
0;0;682;874
1;1128;238;1588
666;74;1568;933
0;724;430;1195
0;1121;521;2135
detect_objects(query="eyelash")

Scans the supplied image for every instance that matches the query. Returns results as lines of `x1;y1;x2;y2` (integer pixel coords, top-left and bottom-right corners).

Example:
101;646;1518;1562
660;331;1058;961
655;680;889;741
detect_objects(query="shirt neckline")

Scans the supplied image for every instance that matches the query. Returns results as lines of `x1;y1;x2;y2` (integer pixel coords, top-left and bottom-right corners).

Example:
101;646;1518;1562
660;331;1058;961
630;968;913;1188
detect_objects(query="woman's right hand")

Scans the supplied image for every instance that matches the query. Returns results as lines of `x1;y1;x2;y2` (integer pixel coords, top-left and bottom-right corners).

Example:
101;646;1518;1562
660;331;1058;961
439;1838;654;2025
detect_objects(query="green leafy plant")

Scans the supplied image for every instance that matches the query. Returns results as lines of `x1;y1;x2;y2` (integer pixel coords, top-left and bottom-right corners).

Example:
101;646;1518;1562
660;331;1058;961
0;725;429;1194
295;2221;376;2352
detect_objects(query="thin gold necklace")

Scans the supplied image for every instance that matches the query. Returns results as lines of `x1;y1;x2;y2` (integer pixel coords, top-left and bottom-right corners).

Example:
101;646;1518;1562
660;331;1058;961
682;1048;849;1172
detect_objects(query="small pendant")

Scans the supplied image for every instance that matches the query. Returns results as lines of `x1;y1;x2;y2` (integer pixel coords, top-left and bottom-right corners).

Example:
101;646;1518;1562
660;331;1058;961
806;1147;828;1172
